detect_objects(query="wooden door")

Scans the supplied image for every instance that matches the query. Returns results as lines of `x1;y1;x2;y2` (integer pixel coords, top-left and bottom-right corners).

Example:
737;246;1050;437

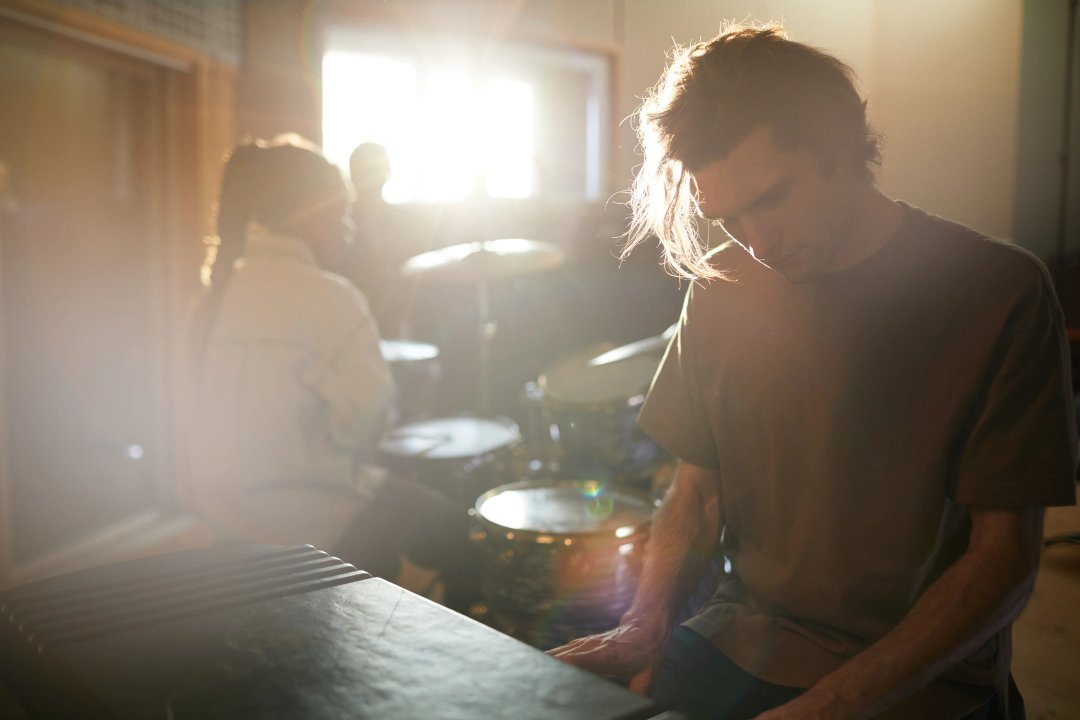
0;18;178;565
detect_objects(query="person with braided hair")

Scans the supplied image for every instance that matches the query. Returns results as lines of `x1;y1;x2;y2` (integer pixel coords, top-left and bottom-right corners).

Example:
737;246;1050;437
187;134;460;588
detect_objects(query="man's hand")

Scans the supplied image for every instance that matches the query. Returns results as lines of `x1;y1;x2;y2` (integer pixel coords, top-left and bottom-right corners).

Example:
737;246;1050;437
548;460;722;697
546;620;666;692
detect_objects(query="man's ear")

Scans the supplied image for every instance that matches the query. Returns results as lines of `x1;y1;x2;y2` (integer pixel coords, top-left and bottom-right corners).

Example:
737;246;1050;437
816;147;842;177
817;140;859;179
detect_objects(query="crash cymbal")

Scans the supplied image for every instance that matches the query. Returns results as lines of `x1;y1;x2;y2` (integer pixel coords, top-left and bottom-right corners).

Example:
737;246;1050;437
400;238;564;281
587;323;677;367
379;339;439;364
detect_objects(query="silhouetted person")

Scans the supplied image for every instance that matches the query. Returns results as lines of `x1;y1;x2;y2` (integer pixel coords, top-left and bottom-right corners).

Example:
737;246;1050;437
344;142;411;336
350;142;391;210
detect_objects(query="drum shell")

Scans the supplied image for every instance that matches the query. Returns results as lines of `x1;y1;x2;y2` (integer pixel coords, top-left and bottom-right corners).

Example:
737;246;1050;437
380;339;441;420
538;346;667;484
542;393;663;482
471;480;657;649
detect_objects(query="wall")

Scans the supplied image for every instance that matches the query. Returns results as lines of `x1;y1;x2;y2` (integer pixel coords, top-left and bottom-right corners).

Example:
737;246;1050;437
237;0;321;141
45;0;242;63
1014;0;1079;259
869;0;1022;242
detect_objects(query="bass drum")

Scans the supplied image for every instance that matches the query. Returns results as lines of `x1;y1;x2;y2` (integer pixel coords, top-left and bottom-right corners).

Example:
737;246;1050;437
538;344;666;485
471;479;659;650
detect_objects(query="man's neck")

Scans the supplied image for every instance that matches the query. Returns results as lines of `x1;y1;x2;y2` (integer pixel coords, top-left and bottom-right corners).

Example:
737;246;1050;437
829;184;903;274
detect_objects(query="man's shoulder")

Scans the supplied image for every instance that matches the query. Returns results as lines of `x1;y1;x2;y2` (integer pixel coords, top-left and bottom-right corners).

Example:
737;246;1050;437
901;202;1051;292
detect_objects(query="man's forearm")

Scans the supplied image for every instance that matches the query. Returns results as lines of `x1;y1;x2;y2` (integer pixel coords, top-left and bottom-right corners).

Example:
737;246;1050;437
797;508;1042;719
621;461;722;646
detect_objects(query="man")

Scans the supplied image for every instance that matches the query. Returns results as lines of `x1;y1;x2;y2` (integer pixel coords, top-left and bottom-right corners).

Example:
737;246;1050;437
344;142;411;336
549;25;1077;720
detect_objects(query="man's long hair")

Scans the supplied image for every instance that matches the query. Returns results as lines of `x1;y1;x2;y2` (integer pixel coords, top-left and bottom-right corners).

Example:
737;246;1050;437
625;24;882;280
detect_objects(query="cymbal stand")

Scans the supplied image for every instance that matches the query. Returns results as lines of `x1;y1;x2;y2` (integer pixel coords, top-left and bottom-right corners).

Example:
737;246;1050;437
476;279;496;414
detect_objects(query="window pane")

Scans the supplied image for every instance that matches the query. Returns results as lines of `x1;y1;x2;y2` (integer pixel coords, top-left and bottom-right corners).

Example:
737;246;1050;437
485;78;533;199
322;52;417;203
419;71;477;202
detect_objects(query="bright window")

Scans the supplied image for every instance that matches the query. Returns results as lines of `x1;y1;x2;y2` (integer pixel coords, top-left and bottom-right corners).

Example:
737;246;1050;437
322;29;609;203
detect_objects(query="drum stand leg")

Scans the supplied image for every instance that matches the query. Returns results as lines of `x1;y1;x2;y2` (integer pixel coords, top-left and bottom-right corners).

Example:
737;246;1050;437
1044;532;1080;548
477;280;496;414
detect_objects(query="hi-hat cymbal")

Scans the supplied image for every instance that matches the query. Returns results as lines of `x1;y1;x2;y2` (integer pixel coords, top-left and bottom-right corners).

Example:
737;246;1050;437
400;238;564;281
587;323;677;367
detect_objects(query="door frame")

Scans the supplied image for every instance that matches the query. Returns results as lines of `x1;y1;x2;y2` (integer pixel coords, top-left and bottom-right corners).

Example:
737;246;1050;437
0;0;235;587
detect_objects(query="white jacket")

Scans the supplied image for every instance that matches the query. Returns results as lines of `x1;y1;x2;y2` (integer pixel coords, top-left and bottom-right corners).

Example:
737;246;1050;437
189;226;394;549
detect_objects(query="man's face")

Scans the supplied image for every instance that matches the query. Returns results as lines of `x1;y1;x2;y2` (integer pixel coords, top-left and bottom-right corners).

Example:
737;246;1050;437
692;126;860;283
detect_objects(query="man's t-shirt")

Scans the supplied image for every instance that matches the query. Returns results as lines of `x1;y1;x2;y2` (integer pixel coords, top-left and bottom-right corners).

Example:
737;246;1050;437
637;202;1077;717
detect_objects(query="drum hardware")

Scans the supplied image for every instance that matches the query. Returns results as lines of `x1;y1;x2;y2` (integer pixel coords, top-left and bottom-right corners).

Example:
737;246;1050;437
470;479;660;650
516;380;560;477
379;338;441;420
400;239;564;413
586;322;676;368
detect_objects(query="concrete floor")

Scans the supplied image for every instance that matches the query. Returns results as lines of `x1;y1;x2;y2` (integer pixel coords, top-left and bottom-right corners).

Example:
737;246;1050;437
1013;502;1080;719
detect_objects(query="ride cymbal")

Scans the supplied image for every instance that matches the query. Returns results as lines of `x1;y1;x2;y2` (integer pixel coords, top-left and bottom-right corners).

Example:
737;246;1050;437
400;238;564;281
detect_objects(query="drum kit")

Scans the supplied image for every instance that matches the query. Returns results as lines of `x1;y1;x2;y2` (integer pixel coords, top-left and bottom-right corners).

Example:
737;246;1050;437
378;238;677;649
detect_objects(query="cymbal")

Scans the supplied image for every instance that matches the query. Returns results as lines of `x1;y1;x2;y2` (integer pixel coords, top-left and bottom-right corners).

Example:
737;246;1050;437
400;238;564;281
587;323;677;367
379;339;439;364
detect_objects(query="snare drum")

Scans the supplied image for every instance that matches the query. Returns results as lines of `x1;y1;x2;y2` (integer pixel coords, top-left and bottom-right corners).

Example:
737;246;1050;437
539;345;666;482
378;415;521;504
379;339;440;420
472;479;659;650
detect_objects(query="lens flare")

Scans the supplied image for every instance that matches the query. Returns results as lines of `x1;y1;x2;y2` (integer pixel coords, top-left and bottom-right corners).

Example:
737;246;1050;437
585;496;615;521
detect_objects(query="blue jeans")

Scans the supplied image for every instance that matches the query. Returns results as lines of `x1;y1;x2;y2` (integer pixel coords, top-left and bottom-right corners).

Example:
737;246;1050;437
651;627;997;720
651;627;804;719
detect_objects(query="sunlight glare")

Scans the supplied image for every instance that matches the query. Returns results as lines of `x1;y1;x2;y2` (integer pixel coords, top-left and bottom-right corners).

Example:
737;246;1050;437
420;71;477;202
321;52;417;203
484;79;533;198
323;50;537;203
